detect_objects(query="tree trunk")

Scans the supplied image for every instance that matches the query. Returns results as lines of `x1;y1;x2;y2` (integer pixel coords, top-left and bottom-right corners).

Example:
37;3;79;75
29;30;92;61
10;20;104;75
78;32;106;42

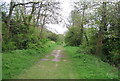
95;2;107;56
36;2;42;26
40;13;46;39
28;3;36;23
7;0;15;38
84;32;89;45
80;6;85;44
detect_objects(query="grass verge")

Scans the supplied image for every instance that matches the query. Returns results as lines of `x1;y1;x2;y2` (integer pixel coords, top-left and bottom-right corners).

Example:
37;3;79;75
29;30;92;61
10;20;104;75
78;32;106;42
2;43;58;79
64;46;118;79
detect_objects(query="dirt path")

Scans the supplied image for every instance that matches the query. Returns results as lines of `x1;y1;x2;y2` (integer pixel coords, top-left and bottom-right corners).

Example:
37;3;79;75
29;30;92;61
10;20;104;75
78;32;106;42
14;46;79;79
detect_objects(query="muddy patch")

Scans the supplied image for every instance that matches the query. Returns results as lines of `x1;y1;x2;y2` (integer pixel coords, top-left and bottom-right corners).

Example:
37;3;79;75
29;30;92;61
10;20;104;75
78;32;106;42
41;50;66;62
57;54;64;58
41;59;50;61
45;55;51;57
52;58;60;62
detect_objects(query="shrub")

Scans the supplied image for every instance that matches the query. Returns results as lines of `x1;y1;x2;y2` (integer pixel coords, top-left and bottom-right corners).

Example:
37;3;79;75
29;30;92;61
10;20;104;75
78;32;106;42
65;26;82;46
2;41;16;51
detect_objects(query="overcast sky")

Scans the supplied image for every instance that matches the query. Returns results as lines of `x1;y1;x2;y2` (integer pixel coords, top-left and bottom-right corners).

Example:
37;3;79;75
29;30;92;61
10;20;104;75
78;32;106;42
46;0;74;34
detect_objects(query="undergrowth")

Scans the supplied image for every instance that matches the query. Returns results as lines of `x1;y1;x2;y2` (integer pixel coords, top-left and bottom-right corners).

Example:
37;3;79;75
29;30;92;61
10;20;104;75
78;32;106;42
2;42;58;79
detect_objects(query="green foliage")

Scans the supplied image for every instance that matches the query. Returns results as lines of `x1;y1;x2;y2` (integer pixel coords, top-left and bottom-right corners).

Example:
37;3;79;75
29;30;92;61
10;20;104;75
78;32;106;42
94;2;120;66
3;41;17;51
65;1;120;67
47;33;58;42
103;34;120;66
71;10;82;26
2;5;59;51
2;19;56;51
65;26;82;46
77;45;96;55
110;50;120;65
57;34;64;44
80;28;97;54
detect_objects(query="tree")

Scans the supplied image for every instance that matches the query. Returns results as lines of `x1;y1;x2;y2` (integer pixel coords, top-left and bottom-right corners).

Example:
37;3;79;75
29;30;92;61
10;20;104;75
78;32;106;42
95;2;107;56
1;0;61;51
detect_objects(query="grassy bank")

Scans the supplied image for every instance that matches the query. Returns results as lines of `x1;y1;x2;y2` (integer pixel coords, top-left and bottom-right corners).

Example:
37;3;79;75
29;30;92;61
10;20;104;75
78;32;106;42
2;42;58;79
64;46;118;79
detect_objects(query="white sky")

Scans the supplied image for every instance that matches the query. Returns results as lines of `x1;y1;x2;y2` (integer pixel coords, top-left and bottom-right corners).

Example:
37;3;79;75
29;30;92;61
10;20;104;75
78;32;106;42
46;0;73;34
0;0;10;3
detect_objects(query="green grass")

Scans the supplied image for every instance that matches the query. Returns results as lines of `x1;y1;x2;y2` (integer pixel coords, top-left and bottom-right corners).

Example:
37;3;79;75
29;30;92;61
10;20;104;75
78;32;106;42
13;46;79;79
2;43;58;79
3;45;119;79
64;46;119;79
15;59;79;79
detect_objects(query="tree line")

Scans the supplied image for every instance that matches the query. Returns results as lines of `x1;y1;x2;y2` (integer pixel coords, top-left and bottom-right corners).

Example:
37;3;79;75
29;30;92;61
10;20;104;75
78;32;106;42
1;0;62;51
65;1;120;67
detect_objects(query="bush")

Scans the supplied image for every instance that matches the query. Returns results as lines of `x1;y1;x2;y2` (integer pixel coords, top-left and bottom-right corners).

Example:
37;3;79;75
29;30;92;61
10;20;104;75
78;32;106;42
77;45;96;54
47;33;58;42
110;50;120;65
2;41;17;51
103;37;120;66
65;26;82;46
